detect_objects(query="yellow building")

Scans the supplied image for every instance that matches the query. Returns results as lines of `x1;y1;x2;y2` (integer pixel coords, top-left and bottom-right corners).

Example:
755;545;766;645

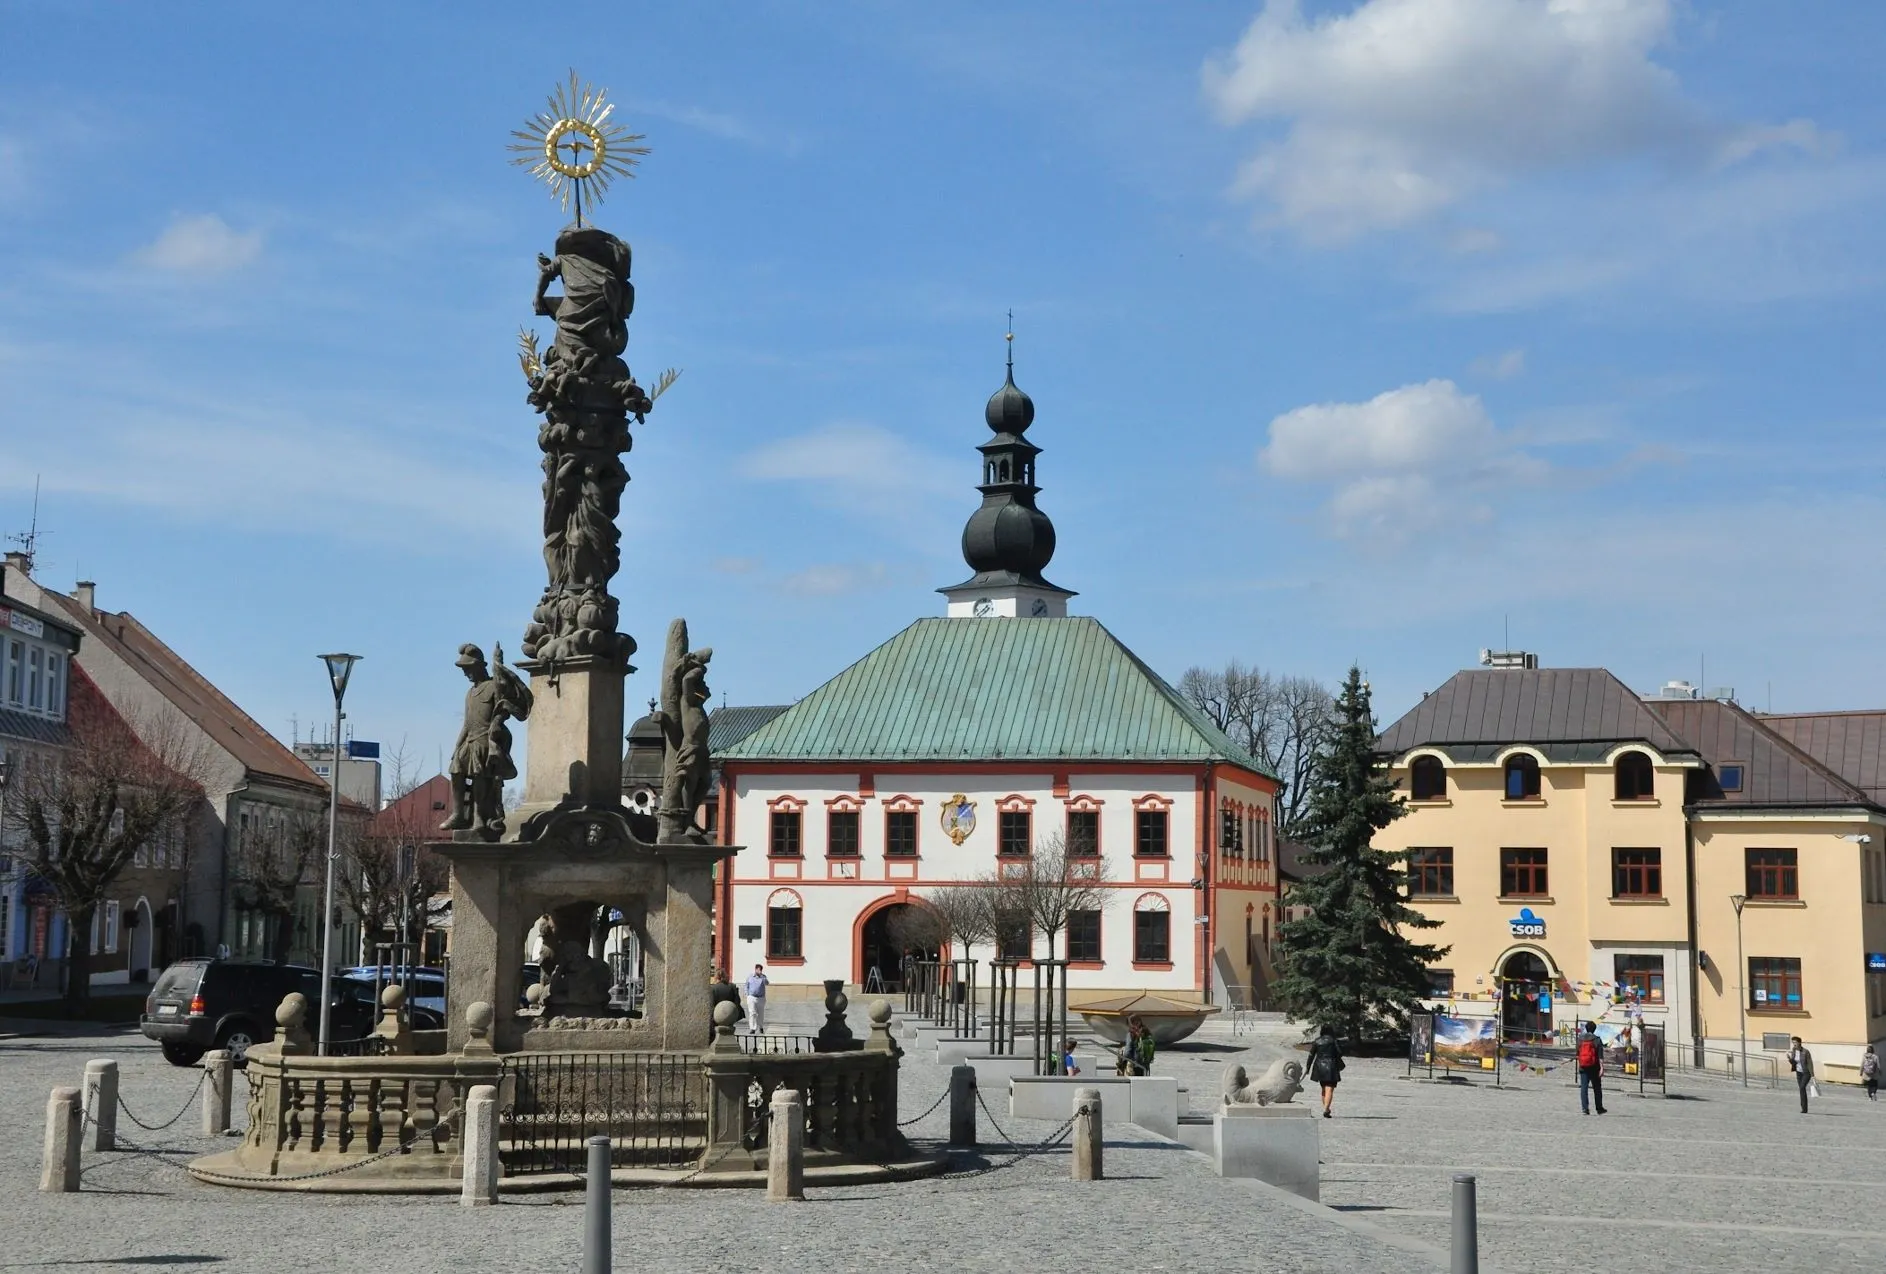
1377;663;1886;1082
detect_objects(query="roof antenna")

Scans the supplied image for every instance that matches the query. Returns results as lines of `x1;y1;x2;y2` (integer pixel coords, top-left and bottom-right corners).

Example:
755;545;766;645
6;476;44;574
1503;613;1509;651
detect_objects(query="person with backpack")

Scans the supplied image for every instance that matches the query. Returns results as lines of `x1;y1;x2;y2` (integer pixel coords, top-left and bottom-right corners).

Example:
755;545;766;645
1114;1016;1155;1076
1307;1025;1346;1118
1576;1021;1607;1115
1789;1036;1815;1114
1861;1045;1879;1102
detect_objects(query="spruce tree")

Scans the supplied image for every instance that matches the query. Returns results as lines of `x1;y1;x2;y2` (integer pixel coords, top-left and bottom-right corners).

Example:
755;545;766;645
1273;665;1447;1043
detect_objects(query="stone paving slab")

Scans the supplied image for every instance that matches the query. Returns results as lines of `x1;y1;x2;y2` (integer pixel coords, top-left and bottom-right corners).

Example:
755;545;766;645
0;1011;1449;1274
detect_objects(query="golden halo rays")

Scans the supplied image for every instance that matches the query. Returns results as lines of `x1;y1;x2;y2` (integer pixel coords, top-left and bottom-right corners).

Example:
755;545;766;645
508;70;650;219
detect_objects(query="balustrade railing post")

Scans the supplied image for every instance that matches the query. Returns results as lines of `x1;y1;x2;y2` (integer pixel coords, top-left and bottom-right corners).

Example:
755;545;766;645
767;1088;805;1201
83;1060;118;1152
1072;1087;1102;1181
40;1087;81;1192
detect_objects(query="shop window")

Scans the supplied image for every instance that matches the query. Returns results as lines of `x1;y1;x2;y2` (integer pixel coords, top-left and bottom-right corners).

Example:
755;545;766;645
998;811;1032;858
1408;847;1454;897
1066;910;1101;962
1612;847;1662;898
1745;848;1798;900
1410;756;1447;801
1504;755;1541;800
1425;968;1455;996
1067;810;1099;857
1614;954;1665;1003
885;811;918;857
768;810;802;858
1134;810;1169;858
1500;847;1549;898
766;906;802;960
1749;956;1803;1011
827;810;860;857
1133;910;1171;964
1614;751;1655;801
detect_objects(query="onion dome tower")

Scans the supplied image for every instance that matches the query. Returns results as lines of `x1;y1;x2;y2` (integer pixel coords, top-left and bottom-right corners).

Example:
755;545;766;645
939;333;1077;619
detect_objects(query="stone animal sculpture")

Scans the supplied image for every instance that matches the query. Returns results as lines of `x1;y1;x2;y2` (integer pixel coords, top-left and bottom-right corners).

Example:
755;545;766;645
1223;1058;1305;1106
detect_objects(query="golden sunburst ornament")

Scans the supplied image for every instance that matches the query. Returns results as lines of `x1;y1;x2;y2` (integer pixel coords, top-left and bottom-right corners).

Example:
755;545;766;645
508;71;650;223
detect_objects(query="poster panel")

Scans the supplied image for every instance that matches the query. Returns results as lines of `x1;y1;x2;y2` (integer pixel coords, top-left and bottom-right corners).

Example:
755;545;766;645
1410;1012;1435;1067
1432;1014;1498;1070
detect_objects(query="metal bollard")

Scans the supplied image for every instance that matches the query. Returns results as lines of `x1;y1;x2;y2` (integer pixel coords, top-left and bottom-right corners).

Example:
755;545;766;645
1451;1173;1479;1274
461;1084;499;1208
202;1052;233;1136
41;1087;82;1192
83;1060;118;1152
1072;1086;1103;1181
767;1087;805;1201
582;1136;610;1274
948;1065;977;1148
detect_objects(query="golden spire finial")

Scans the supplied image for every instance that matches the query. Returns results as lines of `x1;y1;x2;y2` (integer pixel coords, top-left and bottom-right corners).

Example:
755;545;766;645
508;70;650;224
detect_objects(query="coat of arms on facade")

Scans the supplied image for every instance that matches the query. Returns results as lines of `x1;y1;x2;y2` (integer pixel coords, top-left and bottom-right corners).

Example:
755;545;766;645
940;794;977;845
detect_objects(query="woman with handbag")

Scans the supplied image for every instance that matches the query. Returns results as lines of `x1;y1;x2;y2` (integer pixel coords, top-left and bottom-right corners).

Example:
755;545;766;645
1307;1025;1346;1118
1788;1036;1815;1114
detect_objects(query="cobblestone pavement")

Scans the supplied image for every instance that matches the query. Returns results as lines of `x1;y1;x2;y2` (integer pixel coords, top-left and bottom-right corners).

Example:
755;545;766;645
5;1007;1880;1272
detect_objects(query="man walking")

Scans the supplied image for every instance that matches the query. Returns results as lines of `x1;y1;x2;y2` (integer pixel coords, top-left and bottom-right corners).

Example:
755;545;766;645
1576;1021;1607;1115
743;963;770;1035
1789;1036;1815;1114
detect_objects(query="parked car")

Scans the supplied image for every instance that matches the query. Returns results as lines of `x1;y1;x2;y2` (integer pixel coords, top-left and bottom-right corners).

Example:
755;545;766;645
140;958;424;1066
340;965;447;1015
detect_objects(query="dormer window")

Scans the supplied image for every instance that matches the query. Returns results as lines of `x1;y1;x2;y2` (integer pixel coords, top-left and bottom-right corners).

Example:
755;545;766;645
1504;754;1541;800
1716;763;1745;794
1410;756;1447;801
1614;751;1655;801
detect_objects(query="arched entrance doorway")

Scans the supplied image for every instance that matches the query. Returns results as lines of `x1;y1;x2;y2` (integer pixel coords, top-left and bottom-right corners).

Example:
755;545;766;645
129;898;154;982
1499;949;1554;1042
858;901;940;993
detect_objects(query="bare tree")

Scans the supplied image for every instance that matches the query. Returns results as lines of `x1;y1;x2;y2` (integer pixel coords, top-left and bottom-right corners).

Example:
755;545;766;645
1013;832;1113;960
0;689;211;1009
336;744;445;964
1179;662;1335;834
230;807;328;964
921;882;998;964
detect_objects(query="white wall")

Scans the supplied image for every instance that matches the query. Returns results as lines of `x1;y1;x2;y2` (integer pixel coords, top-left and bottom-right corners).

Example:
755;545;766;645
723;768;1209;993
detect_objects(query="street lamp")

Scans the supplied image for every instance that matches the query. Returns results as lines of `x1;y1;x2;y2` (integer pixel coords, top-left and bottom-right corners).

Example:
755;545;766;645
316;653;361;1057
1730;893;1747;1088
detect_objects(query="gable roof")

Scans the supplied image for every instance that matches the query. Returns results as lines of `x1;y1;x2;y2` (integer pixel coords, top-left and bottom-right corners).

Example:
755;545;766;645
1755;711;1886;805
38;592;326;794
710;705;792;754
718;616;1274;778
1377;668;1697;763
1646;699;1874;809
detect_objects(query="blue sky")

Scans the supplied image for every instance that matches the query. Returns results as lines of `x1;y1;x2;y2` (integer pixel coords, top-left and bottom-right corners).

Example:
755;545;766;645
3;0;1884;774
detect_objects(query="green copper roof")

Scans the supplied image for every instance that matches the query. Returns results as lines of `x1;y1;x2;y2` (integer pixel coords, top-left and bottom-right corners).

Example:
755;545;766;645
718;616;1275;777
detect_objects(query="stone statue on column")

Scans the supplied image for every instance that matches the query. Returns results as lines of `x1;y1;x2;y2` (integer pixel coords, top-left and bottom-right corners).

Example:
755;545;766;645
442;643;533;837
657;618;713;843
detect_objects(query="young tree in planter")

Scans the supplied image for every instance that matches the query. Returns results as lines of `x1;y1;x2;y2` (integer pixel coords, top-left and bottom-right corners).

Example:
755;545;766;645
1;689;210;1010
1272;666;1446;1043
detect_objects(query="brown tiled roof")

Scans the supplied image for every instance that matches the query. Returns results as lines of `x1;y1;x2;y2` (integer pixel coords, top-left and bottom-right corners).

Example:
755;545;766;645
1755;711;1886;805
1277;839;1328;884
372;774;452;837
1377;668;1696;760
1646;699;1873;809
37;592;326;794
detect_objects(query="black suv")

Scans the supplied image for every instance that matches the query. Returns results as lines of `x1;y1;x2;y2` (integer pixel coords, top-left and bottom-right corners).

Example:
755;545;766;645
141;959;398;1065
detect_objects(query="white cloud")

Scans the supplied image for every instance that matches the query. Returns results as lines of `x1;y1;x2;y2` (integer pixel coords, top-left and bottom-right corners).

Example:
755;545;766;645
1202;0;1822;241
712;556;761;575
133;214;264;274
1470;348;1527;380
739;421;956;517
1261;378;1541;535
635;100;803;157
778;562;893;597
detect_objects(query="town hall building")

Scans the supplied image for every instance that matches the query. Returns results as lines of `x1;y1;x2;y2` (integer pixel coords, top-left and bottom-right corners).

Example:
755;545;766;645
714;358;1282;1004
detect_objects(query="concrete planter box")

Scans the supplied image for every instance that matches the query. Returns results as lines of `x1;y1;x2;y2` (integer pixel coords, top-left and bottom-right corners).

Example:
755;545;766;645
1008;1075;1188;1139
1212;1105;1320;1201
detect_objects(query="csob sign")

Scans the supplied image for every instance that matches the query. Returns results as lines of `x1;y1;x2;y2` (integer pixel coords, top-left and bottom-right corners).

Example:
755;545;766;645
1869;952;1886;972
1508;907;1547;939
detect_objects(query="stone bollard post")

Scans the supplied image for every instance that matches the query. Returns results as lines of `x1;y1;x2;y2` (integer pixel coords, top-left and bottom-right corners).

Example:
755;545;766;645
461;1084;499;1207
41;1087;82;1191
949;1064;977;1148
767;1087;805;1201
582;1136;610;1274
1072;1086;1103;1181
83;1060;118;1152
201;1051;233;1136
1451;1173;1479;1274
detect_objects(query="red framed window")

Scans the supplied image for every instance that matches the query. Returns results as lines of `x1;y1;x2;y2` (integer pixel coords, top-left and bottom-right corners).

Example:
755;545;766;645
1746;848;1798;900
1612;847;1662;898
1748;956;1803;1011
826;810;860;857
1614;954;1665;1003
1408;847;1454;897
1500;847;1548;898
768;810;802;858
1067;810;1099;857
